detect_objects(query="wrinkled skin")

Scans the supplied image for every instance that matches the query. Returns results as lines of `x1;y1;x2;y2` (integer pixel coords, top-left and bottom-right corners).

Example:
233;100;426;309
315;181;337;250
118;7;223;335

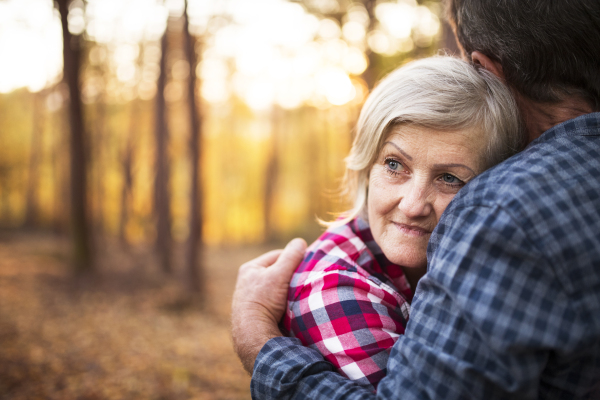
231;238;307;374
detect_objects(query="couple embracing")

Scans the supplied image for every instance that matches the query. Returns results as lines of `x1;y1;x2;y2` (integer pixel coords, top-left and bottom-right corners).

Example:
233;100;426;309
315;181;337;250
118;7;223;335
232;0;600;398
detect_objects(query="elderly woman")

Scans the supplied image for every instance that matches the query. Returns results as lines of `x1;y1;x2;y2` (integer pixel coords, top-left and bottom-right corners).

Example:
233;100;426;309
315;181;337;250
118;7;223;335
281;56;522;390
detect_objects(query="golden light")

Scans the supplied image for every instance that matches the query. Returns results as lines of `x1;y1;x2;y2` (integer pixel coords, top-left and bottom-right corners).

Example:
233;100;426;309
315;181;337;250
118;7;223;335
292;44;321;77
275;77;314;109
376;2;414;40
201;79;229;104
138;81;158;101
141;63;160;85
45;90;64;112
342;47;368;75
86;0;168;43
342;21;366;43
114;43;139;64
116;64;137;83
67;2;86;35
199;55;230;103
0;0;442;108
306;0;340;14
213;25;239;58
82;76;103;103
346;4;369;27
236;45;276;77
367;30;394;56
316;66;355;106
415;5;440;37
0;0;62;93
199;55;229;82
89;46;108;66
240;77;276;111
320;39;349;66
398;37;415;53
318;18;341;40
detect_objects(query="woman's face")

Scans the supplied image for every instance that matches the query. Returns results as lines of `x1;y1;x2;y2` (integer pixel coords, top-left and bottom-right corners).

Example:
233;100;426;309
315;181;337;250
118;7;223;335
367;124;486;269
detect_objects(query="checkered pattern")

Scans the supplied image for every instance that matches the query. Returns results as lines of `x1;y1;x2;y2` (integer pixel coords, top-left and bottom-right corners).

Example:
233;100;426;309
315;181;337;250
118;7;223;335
251;112;600;400
281;217;412;390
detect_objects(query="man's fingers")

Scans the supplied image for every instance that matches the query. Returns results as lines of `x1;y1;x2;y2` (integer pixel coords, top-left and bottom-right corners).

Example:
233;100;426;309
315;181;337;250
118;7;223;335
267;238;307;280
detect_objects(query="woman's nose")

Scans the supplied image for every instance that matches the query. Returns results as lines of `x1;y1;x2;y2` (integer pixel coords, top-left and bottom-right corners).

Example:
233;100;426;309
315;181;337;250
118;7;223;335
398;181;433;218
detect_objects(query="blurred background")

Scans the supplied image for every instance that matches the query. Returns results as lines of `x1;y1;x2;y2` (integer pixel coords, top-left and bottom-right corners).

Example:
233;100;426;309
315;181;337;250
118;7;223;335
0;0;457;398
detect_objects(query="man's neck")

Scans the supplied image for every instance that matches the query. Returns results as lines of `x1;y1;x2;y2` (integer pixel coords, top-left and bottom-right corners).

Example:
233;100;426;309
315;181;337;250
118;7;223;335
515;93;596;144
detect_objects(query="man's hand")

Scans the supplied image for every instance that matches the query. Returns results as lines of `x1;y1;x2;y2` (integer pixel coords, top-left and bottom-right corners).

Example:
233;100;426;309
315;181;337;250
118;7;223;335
231;238;307;374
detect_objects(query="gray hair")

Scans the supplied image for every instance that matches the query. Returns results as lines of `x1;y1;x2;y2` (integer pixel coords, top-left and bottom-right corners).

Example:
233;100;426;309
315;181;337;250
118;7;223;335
336;56;522;224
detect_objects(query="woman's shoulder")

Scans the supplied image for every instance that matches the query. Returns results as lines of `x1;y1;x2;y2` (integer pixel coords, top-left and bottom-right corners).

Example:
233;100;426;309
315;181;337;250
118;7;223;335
289;218;374;290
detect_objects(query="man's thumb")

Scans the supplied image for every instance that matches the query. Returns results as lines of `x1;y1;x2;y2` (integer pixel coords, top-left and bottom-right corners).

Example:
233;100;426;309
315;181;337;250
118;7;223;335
270;238;307;279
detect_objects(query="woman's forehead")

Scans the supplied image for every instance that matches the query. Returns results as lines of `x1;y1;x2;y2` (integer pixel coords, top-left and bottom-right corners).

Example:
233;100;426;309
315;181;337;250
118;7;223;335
381;125;488;168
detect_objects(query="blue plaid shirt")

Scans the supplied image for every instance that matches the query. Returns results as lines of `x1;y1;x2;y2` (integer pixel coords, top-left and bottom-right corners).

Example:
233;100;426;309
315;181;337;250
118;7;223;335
251;112;600;399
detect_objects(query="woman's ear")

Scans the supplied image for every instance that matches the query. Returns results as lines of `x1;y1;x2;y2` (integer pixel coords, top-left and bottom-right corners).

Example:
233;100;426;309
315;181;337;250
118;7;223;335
471;51;505;80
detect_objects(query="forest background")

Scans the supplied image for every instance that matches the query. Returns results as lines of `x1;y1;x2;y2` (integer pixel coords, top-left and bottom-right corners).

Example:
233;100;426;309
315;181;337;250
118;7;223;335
0;0;457;398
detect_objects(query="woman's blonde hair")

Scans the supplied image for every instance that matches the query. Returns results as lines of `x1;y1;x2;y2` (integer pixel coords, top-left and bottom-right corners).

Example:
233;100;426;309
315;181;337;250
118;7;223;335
334;56;523;225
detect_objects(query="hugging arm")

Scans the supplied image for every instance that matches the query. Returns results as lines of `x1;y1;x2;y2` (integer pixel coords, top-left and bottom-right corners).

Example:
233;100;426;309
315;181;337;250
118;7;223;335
231;239;307;374
248;205;572;399
252;337;377;400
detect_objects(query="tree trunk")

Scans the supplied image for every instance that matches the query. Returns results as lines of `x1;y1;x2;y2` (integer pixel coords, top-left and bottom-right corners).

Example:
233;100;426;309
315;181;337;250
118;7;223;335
154;26;172;274
183;0;203;294
57;0;92;273
51;96;70;235
362;0;378;90
119;100;137;246
24;91;44;228
92;97;106;237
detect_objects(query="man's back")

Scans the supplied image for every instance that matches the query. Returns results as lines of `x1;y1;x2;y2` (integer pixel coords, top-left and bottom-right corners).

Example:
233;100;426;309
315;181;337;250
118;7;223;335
383;112;600;398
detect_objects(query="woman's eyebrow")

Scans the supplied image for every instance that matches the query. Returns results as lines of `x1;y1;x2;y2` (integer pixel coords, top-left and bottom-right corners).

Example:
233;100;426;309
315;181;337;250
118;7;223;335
433;163;476;175
383;141;412;160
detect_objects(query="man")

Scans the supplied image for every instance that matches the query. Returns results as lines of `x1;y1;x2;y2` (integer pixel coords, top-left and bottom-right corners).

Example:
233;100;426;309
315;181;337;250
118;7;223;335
231;0;600;398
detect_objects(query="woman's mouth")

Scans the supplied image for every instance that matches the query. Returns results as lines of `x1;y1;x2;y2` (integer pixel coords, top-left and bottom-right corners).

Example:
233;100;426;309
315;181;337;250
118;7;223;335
392;222;432;237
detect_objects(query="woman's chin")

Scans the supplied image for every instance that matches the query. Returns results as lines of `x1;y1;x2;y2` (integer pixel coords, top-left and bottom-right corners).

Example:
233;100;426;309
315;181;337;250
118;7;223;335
384;247;427;269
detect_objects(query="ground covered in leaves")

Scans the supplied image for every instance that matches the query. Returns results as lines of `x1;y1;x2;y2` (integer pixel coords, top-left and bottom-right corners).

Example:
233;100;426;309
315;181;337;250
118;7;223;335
0;231;273;400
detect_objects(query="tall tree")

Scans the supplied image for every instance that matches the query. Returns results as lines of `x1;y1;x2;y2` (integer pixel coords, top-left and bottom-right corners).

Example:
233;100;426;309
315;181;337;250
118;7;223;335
183;0;204;293
92;92;107;237
50;91;70;235
24;91;44;228
154;24;173;273
56;0;92;273
361;0;377;90
119;99;137;246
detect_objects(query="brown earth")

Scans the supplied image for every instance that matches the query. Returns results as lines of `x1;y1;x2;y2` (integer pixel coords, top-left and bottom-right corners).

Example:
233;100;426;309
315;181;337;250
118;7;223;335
0;231;275;400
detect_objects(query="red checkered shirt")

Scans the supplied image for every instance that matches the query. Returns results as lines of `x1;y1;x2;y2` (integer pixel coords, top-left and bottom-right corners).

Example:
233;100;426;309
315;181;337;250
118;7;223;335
281;217;413;390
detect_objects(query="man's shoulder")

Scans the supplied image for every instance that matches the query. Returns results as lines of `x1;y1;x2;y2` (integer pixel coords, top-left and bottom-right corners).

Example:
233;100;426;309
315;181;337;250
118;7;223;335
432;113;600;298
451;112;600;217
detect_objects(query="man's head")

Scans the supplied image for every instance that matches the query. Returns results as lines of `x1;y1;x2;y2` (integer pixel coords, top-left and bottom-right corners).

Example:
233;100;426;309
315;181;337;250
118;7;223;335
447;0;600;109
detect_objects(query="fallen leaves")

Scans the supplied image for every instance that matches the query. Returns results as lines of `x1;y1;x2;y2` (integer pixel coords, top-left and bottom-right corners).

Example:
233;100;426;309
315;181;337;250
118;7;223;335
0;232;273;400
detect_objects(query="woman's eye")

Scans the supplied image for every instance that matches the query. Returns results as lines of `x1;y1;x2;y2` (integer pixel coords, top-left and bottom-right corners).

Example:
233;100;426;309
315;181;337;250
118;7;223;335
385;159;402;171
441;174;463;185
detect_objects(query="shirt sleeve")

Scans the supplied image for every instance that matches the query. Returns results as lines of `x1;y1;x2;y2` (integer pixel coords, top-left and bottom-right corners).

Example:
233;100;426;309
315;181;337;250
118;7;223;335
251;204;576;400
286;267;410;389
